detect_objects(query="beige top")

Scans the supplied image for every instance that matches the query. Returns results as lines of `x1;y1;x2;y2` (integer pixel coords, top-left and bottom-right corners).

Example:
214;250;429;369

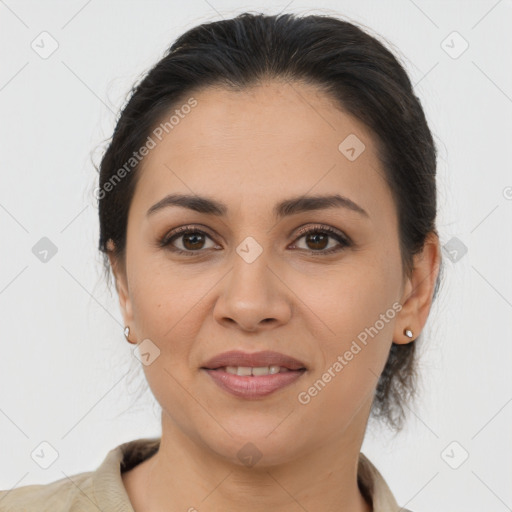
0;437;413;511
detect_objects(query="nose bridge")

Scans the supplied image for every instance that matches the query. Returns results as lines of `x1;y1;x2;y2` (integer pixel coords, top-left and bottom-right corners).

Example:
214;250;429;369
230;237;274;303
213;235;291;330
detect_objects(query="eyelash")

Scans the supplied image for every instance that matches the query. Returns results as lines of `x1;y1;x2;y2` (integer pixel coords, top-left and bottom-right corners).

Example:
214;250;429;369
159;224;352;257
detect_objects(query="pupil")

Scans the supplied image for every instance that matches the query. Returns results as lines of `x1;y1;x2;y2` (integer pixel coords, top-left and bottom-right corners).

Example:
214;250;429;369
184;233;204;250
180;232;329;251
307;233;328;250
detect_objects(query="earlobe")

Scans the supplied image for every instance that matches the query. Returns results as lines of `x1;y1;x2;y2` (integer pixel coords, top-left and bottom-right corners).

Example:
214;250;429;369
393;325;416;345
393;232;441;345
403;328;414;340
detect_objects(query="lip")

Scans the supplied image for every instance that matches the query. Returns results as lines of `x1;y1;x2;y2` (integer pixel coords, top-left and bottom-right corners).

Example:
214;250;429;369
200;350;307;400
202;368;306;399
201;350;307;370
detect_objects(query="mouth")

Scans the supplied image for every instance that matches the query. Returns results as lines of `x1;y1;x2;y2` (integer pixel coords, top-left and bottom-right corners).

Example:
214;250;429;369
206;365;304;376
200;350;307;399
201;349;307;371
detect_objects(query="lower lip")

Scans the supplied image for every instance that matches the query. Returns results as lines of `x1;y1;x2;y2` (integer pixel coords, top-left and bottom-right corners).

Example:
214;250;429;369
202;368;306;399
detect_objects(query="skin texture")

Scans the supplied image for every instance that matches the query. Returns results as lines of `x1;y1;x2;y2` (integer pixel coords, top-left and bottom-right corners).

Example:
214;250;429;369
111;80;441;512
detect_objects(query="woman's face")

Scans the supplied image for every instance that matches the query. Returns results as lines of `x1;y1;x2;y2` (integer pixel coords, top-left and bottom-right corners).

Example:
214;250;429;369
112;80;415;465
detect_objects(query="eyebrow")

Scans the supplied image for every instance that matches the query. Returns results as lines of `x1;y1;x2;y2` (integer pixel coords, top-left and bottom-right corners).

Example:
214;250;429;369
146;193;369;219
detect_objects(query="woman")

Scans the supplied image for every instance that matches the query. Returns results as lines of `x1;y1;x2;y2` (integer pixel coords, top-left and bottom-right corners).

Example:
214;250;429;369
0;11;442;512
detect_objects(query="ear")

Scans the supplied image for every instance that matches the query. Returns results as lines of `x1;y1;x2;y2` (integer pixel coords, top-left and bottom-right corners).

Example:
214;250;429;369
393;232;441;345
106;239;134;327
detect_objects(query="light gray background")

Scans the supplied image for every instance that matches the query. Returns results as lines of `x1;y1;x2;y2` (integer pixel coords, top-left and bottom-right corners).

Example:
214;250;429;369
1;1;511;510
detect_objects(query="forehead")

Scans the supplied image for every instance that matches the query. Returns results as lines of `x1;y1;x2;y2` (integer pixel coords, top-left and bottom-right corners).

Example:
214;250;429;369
132;80;394;221
159;80;373;155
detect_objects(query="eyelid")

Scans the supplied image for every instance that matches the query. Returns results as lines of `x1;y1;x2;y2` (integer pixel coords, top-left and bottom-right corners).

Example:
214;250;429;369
289;223;352;254
160;223;351;254
293;223;350;243
161;224;217;244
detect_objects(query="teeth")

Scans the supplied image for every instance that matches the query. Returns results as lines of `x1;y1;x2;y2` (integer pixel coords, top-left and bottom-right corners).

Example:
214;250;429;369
236;366;252;376
223;365;290;376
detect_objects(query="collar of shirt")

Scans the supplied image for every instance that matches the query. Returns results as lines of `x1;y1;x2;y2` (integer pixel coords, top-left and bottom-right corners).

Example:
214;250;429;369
91;437;408;512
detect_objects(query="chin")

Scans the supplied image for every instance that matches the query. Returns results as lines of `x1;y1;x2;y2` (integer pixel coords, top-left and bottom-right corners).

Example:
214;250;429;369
199;424;306;469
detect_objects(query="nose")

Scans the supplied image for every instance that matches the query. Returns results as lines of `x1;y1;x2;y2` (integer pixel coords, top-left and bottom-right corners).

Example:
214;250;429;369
213;248;292;332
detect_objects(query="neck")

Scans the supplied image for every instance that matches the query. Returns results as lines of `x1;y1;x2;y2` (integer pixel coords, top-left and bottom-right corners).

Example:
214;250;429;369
134;403;373;512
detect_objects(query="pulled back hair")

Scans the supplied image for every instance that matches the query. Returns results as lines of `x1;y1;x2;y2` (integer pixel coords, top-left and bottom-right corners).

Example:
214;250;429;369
96;12;443;431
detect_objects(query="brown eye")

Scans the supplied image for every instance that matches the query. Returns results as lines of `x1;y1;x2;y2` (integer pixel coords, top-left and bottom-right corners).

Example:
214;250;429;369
160;224;351;257
304;232;329;251
161;227;218;255
292;225;351;254
181;232;206;250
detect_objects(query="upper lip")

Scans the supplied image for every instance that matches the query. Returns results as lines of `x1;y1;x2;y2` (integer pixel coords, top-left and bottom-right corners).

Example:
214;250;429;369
201;350;307;370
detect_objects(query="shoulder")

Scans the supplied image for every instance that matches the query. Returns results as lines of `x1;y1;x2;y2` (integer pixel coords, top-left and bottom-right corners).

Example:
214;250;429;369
358;452;418;512
0;471;95;511
0;437;160;511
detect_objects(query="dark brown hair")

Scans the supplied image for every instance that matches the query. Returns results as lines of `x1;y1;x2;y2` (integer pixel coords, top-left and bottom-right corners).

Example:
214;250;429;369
96;12;443;431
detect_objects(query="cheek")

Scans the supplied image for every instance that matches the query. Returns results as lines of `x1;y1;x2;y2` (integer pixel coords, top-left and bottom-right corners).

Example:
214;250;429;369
128;262;218;388
297;253;400;407
129;256;207;336
128;268;208;419
296;302;395;437
303;250;401;339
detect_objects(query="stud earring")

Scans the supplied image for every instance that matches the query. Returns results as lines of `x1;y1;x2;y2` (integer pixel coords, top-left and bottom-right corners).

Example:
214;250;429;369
403;328;414;340
124;326;134;344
